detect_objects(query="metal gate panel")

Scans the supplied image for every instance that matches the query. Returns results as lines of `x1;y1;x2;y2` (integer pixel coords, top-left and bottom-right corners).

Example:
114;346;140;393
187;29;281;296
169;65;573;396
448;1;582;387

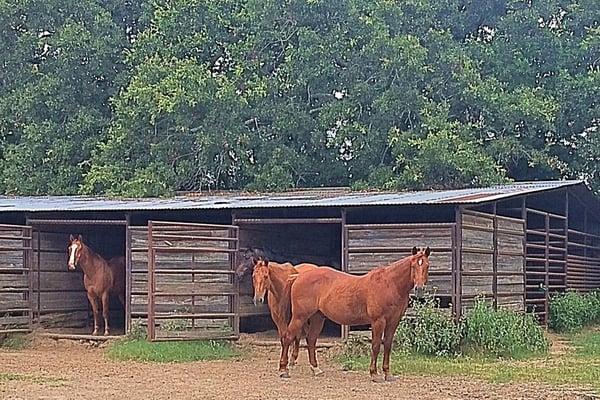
147;221;239;341
0;224;32;334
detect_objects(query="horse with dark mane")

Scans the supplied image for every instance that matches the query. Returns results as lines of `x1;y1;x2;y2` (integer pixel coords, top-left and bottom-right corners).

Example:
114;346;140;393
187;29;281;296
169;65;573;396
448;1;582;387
280;246;431;381
67;234;125;336
251;256;318;372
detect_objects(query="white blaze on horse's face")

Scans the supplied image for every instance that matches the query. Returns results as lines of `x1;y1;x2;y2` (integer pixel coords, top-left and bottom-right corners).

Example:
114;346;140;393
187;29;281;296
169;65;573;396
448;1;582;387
411;246;431;296
68;239;82;271
252;260;270;306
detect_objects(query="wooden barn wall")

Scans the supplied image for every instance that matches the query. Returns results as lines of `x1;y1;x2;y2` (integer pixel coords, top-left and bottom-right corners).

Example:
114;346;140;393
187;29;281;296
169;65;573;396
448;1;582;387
130;223;238;340
32;232;89;328
344;223;456;330
0;225;31;333
461;210;525;313
236;223;341;318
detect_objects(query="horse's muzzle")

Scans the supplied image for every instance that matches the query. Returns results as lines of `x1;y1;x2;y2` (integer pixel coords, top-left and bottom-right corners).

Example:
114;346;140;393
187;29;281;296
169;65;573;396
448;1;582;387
68;264;76;271
414;286;426;298
253;296;265;306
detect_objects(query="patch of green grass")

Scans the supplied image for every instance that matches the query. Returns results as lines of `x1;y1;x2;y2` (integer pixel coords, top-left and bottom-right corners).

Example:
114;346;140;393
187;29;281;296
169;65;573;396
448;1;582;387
106;339;238;363
0;334;29;350
570;330;600;358
0;372;65;386
340;351;600;392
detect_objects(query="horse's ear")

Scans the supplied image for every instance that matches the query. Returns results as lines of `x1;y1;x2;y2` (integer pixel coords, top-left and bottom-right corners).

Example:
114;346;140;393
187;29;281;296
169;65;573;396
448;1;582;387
69;234;74;241
425;246;431;257
411;246;418;255
77;234;83;241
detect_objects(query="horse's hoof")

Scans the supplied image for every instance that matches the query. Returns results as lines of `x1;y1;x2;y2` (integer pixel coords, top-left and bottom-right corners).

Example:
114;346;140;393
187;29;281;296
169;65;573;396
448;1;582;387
289;360;296;368
279;371;291;379
371;374;384;383
92;330;99;336
103;331;110;336
385;375;398;382
310;366;324;377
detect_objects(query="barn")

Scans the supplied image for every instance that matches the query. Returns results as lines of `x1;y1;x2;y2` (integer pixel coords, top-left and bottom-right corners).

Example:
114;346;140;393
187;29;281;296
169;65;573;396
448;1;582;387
0;180;598;341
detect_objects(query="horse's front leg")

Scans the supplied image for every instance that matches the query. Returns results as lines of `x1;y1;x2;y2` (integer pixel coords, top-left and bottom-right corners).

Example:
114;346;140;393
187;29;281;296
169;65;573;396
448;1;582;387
101;292;111;336
382;321;399;382
370;319;385;382
86;292;100;336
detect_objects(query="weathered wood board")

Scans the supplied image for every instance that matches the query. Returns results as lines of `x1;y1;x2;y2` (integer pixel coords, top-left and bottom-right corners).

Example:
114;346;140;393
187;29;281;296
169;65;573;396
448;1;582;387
0;225;31;333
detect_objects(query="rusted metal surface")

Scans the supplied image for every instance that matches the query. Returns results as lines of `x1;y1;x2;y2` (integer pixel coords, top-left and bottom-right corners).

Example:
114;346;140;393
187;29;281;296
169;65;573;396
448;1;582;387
524;205;569;324
0;181;583;212
146;221;239;341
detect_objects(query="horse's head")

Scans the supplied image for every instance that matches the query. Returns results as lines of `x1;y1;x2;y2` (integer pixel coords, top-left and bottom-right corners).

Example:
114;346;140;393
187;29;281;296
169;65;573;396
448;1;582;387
67;234;84;271
252;256;270;306
235;248;269;281
235;248;254;280
410;246;431;297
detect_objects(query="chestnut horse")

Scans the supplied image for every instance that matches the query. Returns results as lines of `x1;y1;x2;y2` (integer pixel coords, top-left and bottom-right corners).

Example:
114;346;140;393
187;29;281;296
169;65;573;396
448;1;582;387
251;257;318;372
280;246;431;381
67;234;125;336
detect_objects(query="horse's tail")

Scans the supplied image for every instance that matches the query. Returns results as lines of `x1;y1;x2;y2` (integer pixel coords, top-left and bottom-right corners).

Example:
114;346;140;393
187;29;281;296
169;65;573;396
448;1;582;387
281;272;299;328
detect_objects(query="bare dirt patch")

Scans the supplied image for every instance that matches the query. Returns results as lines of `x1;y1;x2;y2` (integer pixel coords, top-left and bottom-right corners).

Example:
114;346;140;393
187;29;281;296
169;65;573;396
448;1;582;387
0;338;595;400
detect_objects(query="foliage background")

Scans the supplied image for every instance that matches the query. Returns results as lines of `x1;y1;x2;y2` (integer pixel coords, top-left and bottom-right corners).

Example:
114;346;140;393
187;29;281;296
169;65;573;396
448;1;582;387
1;0;598;196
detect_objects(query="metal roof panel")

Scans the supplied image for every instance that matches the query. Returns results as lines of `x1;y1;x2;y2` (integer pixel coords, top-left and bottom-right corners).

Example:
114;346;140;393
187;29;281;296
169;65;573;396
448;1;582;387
0;180;585;212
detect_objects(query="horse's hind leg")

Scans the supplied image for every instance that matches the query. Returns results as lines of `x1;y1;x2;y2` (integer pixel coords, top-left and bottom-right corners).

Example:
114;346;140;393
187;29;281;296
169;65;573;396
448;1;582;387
280;315;309;378
101;292;111;336
86;292;100;336
290;337;300;367
306;314;325;377
291;319;310;366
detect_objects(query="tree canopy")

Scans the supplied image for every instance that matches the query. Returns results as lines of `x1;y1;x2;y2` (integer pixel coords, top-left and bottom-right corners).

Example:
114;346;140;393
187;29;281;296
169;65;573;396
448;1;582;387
1;0;598;196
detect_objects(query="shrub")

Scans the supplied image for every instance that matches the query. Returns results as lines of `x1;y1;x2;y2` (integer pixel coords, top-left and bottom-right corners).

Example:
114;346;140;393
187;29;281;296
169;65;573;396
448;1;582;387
394;295;460;356
462;298;549;357
549;291;600;333
340;295;548;361
127;319;148;340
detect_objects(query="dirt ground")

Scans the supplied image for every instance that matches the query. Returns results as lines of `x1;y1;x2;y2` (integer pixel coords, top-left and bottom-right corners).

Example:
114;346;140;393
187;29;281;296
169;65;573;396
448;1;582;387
0;337;596;400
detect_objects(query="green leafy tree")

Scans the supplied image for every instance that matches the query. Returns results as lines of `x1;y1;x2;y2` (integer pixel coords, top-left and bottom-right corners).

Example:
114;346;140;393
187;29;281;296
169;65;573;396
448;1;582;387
0;0;137;194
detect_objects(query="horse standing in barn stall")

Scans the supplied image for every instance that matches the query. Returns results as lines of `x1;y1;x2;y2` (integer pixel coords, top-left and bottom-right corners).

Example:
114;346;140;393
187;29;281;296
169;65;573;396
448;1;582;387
280;246;431;382
67;234;125;336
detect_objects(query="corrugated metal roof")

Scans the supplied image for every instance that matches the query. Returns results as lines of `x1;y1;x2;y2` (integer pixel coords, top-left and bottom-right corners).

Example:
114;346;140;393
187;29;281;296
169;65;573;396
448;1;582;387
0;180;584;212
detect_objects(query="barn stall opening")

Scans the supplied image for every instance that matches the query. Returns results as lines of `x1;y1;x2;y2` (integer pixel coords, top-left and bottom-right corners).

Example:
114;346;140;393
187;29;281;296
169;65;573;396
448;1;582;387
28;219;127;335
0;180;598;340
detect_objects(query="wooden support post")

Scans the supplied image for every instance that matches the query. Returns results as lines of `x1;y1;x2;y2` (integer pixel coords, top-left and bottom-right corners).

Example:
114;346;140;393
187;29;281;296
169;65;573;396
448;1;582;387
521;196;527;312
147;220;155;341
544;213;550;326
454;206;463;320
125;214;132;334
564;191;569;291
492;202;498;309
340;209;349;340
